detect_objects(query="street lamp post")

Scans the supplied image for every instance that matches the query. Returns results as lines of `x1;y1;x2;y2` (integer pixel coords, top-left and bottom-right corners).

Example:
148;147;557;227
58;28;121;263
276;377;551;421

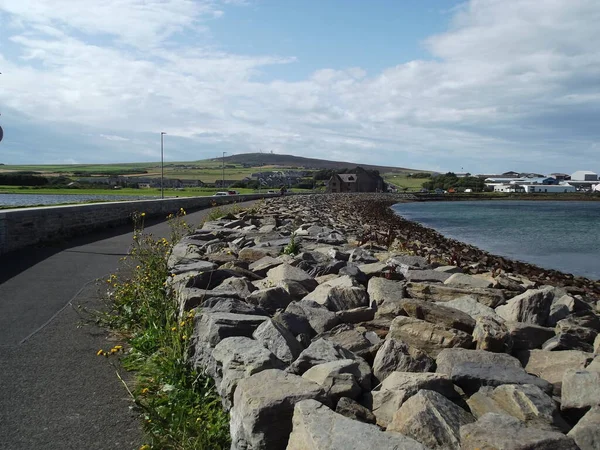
161;132;166;199
222;151;227;188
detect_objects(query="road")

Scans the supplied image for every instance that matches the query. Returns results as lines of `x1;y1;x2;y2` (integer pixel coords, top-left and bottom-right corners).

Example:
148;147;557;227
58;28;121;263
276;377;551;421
0;201;256;450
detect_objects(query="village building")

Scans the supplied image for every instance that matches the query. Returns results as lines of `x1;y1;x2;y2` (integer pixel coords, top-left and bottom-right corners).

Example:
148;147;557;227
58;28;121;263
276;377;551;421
327;167;385;193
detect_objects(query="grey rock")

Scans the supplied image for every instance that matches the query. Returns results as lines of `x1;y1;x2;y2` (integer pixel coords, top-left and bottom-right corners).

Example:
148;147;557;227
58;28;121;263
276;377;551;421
473;315;513;353
274;310;313;337
287;338;357;375
405;269;452;283
495;288;554;325
285;300;340;336
303;285;369;312
436;348;523;377
230;370;328;450
460;413;578;450
212;337;285;406
335;306;376;324
184;268;248;290
518;349;593;395
406;282;505;308
367;371;457;428
561;369;600;416
467;384;569;431
320;275;361;288
316;231;347;245
170;259;217;275
301;359;364;402
253;319;304;365
595;334;600;354
542;333;594;353
367;277;406;306
434;265;463;274
387;316;473;358
567;406;600;450
388;389;474;450
238;246;278;263
338;264;368;285
167;241;204;267
444;273;494;289
373;338;436;383
191;311;269;348
202;297;267;316
349;248;379;264
315;324;373;356
266;263;318;292
587;354;600;372
399;298;476;333
436;296;500;320
387;255;430;269
506;321;556;351
247;286;293;314
335;397;376;424
278;280;313;301
249;255;282;276
357;262;387;277
286;399;427;450
211;276;256;299
451;361;553;396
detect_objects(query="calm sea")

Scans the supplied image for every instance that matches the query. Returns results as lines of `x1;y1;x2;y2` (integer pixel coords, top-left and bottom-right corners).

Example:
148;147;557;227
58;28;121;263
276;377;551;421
0;193;152;207
392;200;600;280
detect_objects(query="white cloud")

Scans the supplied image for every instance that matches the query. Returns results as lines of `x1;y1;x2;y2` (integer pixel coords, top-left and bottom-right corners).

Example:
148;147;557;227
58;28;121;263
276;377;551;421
0;0;599;172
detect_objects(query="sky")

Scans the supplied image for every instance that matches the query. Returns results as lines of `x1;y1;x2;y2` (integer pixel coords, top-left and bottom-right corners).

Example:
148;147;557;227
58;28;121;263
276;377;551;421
0;0;599;174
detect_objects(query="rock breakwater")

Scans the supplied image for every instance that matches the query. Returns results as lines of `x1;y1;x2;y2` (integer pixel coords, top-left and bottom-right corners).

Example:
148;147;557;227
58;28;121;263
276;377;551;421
168;194;600;449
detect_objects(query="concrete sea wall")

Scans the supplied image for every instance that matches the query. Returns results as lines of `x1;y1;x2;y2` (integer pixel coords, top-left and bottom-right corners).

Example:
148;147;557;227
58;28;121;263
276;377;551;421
0;193;275;255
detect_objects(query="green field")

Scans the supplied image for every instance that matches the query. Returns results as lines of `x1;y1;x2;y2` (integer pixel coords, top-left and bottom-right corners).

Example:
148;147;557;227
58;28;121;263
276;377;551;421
382;173;429;191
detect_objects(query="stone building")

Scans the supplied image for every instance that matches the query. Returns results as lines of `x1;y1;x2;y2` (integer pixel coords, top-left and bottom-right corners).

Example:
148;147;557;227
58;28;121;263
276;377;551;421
327;167;385;193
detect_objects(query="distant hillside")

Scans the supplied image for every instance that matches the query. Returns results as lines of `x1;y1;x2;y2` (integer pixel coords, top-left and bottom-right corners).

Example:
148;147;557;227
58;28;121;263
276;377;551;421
205;152;423;173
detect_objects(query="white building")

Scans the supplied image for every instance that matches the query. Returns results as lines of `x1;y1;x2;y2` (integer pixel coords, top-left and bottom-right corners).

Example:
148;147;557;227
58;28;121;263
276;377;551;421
521;184;576;193
571;171;598;181
494;184;524;193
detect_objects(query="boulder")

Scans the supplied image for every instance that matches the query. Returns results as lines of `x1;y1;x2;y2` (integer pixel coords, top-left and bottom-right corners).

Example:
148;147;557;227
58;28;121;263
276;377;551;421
249;256;282;276
315;324;374;356
357;262;387;277
372;338;435;383
436;348;523;377
450;361;552;396
460;413;578;450
169;259;217;275
387;316;473;357
399;298;476;333
561;369;600;417
266;264;318;292
435;296;499;320
301;359;366;402
247;286;293;315
278;280;313;301
467;384;569;431
472;315;513;353
338;265;368;285
287;338;359;376
212;337;285;406
406;282;505;308
349;248;379;264
587;354;600;372
367;371;457;428
286;400;427;450
518;349;592;395
495;288;554;326
230;370;329;450
253;319;304;365
387;255;429;269
506;321;556;351
542;333;594;353
434;265;462;274
211;276;256;299
238;246;278;263
284;300;340;336
191;311;269;348
405;269;452;283
302;285;369;312
567;406;600;450
367;277;405;305
387;389;474;450
595;334;600;354
201;297;267;316
335;306;376;324
444;273;494;289
335;397;377;424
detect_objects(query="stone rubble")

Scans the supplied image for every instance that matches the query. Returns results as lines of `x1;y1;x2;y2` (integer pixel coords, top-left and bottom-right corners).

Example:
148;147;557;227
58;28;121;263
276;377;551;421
168;194;600;449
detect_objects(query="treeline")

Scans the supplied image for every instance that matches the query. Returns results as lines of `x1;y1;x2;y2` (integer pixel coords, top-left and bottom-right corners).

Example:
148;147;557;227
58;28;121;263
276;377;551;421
422;172;486;191
0;173;49;186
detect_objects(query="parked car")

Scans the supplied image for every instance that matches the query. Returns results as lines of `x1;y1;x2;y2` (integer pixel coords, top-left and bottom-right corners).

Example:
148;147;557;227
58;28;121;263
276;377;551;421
213;191;228;196
267;190;277;194
227;190;239;195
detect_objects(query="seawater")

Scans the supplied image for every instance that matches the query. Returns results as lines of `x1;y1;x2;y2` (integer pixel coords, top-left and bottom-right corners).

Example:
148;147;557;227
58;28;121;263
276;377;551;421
392;200;600;280
0;193;152;207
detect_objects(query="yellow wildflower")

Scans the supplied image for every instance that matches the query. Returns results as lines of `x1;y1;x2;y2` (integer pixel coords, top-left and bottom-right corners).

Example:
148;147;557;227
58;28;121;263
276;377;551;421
171;326;177;331
96;349;104;356
141;212;146;217
180;321;186;327
140;444;150;450
114;345;122;350
181;335;188;340
141;388;149;395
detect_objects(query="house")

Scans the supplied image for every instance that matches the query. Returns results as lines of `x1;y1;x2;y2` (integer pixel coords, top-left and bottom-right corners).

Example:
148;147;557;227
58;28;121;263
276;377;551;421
138;182;152;189
521;184;576;193
502;171;521;177
181;179;204;188
494;184;524;193
550;173;570;181
327;167;385;193
571;171;598;181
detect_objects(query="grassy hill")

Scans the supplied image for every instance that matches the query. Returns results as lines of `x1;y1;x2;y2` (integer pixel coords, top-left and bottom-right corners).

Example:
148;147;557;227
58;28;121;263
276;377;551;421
207;152;420;173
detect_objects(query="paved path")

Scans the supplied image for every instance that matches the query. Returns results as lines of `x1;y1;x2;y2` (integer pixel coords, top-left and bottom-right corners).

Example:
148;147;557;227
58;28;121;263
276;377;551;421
0;202;255;449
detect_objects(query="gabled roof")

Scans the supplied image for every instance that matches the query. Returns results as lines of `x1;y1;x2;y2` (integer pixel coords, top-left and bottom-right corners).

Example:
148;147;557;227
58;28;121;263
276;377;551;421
338;174;357;183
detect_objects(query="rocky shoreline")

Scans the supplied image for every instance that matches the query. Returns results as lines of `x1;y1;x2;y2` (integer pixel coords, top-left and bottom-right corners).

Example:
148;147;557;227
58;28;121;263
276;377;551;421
167;193;600;449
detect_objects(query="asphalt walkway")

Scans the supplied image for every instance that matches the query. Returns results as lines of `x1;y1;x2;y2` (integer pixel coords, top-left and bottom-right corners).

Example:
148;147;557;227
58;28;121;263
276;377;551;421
0;201;256;449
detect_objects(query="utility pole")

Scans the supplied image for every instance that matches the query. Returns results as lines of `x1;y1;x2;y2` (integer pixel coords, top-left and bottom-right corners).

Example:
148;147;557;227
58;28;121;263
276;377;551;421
160;132;166;199
222;151;227;188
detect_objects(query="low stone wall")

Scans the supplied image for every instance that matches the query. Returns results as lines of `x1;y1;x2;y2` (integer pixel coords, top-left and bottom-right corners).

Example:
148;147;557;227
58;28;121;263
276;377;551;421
0;193;276;255
167;194;599;450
